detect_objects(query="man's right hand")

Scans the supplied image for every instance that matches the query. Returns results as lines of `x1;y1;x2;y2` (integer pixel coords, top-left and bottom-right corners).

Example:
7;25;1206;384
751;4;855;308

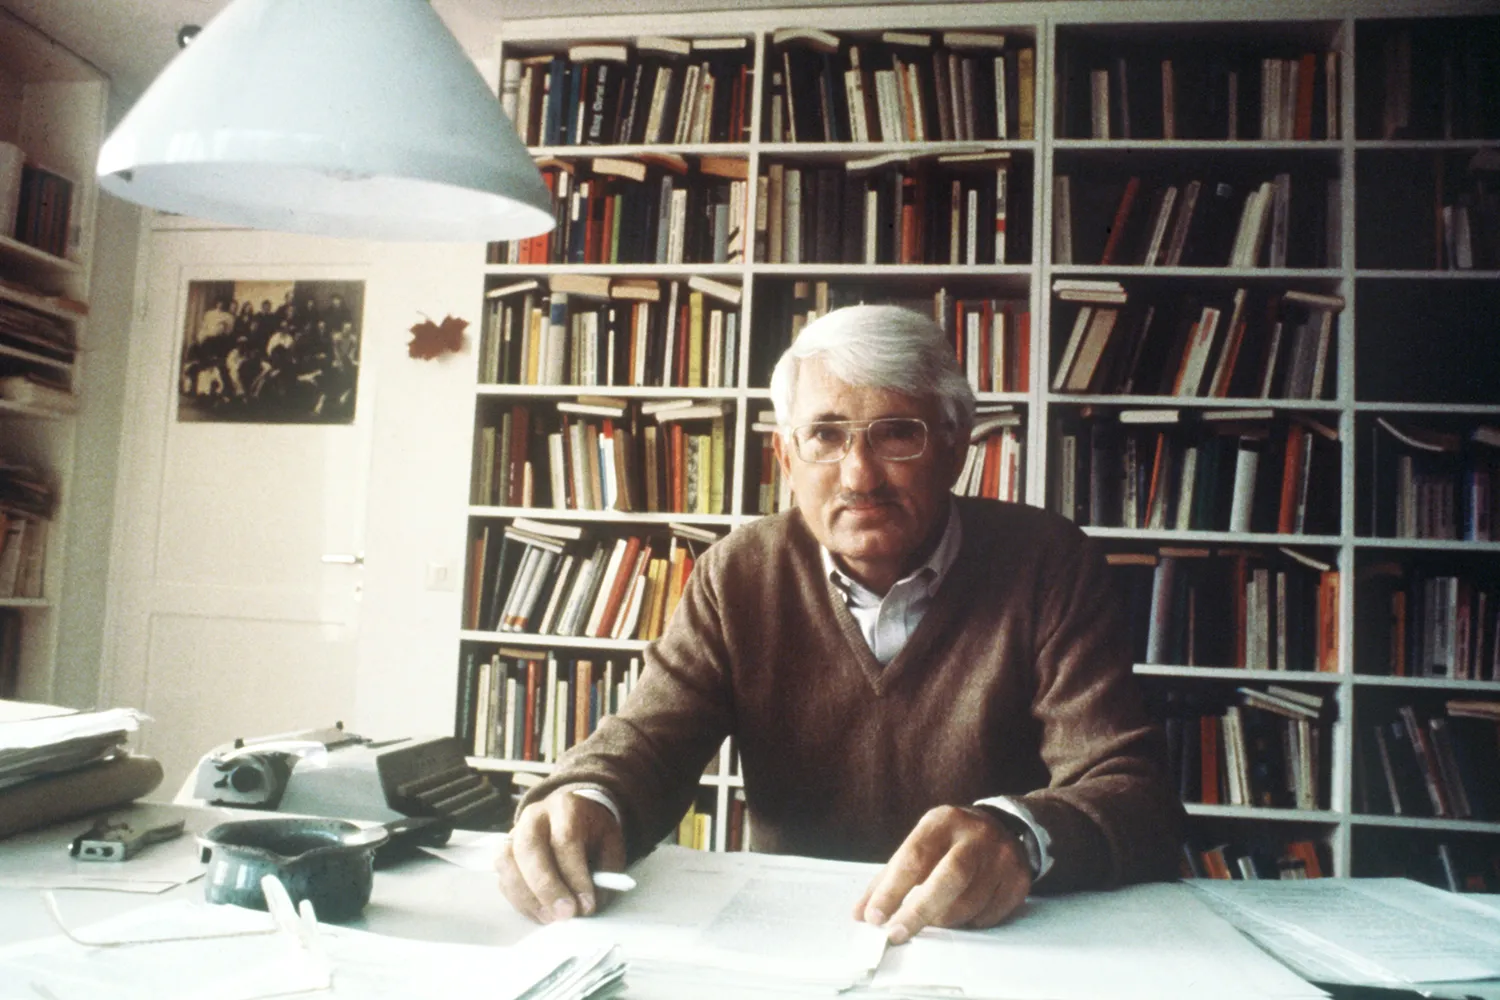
495;788;626;923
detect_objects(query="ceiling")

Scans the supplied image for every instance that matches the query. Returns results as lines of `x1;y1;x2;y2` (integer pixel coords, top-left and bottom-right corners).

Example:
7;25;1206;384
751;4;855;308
1;0;935;103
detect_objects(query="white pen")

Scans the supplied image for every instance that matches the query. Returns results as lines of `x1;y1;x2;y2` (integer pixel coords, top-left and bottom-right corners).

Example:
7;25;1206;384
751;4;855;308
590;871;636;892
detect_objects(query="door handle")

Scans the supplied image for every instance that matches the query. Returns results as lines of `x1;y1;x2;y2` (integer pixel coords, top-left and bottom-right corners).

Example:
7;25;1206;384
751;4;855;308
321;553;365;565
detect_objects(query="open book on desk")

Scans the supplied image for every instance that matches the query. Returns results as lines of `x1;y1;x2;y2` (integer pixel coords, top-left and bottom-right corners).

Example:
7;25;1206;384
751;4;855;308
516;844;1324;1000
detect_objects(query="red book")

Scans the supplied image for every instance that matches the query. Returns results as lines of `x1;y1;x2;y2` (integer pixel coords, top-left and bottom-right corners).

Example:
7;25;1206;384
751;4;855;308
594;536;644;638
978;301;994;393
601;193;616;263
1200;714;1220;805
981;435;1001;498
508;403;530;506
1277;426;1307;534
523;658;540;761
1294;53;1316;140
1099;176;1141;265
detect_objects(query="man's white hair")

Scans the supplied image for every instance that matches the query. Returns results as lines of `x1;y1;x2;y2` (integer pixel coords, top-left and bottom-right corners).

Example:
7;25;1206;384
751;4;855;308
768;304;976;440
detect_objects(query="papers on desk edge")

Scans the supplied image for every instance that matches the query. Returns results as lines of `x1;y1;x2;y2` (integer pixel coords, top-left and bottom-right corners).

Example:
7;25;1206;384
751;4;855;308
0;896;626;1000
1191;877;1500;990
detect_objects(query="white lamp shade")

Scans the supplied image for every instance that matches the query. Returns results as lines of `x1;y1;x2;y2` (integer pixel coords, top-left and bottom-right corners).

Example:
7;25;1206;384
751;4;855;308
97;0;555;242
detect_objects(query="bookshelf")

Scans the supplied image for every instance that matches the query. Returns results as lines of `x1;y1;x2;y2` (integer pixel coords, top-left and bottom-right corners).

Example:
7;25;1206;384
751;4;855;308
457;1;1500;884
0;14;107;701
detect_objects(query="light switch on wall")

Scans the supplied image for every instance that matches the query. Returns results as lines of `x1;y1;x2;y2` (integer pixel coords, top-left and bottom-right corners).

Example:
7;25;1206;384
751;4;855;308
425;562;454;591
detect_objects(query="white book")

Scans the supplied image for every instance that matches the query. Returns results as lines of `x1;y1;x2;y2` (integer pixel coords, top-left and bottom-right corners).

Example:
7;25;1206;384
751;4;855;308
784;168;803;265
1229;437;1261;533
994;55;1008;139
1142;185;1178;267
546;433;568;510
515;548;559;632
613;556;652;640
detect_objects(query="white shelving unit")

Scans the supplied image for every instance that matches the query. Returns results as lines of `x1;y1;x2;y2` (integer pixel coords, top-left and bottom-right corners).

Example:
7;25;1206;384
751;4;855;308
458;1;1500;878
0;13;107;701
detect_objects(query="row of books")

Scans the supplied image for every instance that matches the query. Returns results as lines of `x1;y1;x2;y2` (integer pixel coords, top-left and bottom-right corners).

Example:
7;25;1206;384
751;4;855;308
1363;21;1500;141
9;162;74;260
1051;282;1340;401
1053;171;1338;270
1112;546;1338;672
496;155;748;266
676;792;751;852
0;512;46;601
1065;49;1339;142
1158;685;1329;810
1362;837;1500;894
768;27;1035;144
0;296;76;380
463;518;721;641
1181;837;1327;881
1355;700;1500;821
458;648;642;762
761;151;1020;266
1052;410;1340;536
956;411;1025;503
750;283;1032;396
1359;152;1500;272
0;610;17;699
480;275;742;390
747;425;791;517
502;37;753;148
1360;564;1500;683
473;399;732;516
1368;420;1499;542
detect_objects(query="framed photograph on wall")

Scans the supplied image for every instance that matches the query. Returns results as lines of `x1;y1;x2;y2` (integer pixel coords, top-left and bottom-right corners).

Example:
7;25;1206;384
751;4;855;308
176;278;364;424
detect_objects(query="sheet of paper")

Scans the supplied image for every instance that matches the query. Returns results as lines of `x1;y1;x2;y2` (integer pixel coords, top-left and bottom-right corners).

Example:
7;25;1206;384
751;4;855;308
0;897;617;1000
526;845;888;990
419;827;506;871
0;803;211;894
1192;878;1500;986
871;882;1327;1000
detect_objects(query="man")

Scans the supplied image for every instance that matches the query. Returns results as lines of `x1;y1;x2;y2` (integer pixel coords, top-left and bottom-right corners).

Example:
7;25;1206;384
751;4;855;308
497;305;1182;943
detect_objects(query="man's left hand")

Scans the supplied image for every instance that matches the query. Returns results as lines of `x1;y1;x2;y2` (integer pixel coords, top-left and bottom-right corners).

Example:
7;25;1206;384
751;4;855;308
854;805;1032;944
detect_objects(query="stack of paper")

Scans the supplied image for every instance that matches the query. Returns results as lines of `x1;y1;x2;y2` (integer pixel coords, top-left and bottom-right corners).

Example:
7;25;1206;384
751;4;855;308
0;702;144;789
0;701;162;838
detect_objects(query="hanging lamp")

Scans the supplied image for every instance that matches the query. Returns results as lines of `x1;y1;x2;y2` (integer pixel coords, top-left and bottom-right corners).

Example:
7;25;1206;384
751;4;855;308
96;0;554;242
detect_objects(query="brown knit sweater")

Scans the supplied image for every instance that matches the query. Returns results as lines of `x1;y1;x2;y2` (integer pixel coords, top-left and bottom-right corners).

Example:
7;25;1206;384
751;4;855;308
523;498;1184;892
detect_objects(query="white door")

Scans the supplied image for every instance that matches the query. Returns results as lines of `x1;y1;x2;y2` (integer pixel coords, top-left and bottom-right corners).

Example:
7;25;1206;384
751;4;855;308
103;227;378;794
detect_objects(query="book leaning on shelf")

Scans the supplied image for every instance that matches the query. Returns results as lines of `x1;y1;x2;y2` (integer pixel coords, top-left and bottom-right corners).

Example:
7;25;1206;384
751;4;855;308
761;150;1022;266
464;518;723;642
1152;683;1329;811
480;275;742;390
1051;408;1339;535
491;154;750;267
769;27;1033;143
502;36;754;149
1058;35;1339;142
1368;419;1498;541
1355;700;1500;823
1358;560;1499;683
1051;168;1339;271
1049;282;1341;401
1107;545;1337;672
459;647;644;763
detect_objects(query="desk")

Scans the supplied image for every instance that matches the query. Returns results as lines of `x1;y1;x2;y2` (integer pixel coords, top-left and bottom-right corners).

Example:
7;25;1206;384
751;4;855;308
0;804;1330;1000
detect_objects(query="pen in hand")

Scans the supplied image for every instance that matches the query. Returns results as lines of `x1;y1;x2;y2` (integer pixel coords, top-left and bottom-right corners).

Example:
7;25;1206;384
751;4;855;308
590;871;636;892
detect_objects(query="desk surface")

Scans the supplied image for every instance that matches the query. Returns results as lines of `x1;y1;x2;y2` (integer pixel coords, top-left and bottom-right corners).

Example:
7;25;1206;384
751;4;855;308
0;803;1355;1000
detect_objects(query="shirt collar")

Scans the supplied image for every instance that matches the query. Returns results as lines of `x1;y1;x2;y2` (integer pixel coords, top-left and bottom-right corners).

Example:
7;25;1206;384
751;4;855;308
821;497;963;601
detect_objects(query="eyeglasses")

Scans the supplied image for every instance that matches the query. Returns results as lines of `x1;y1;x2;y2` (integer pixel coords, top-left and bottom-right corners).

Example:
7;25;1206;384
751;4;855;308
789;417;930;464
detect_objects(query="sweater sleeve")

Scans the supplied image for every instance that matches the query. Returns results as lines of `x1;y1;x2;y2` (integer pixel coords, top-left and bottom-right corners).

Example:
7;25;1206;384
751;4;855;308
518;543;735;861
1011;532;1185;892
